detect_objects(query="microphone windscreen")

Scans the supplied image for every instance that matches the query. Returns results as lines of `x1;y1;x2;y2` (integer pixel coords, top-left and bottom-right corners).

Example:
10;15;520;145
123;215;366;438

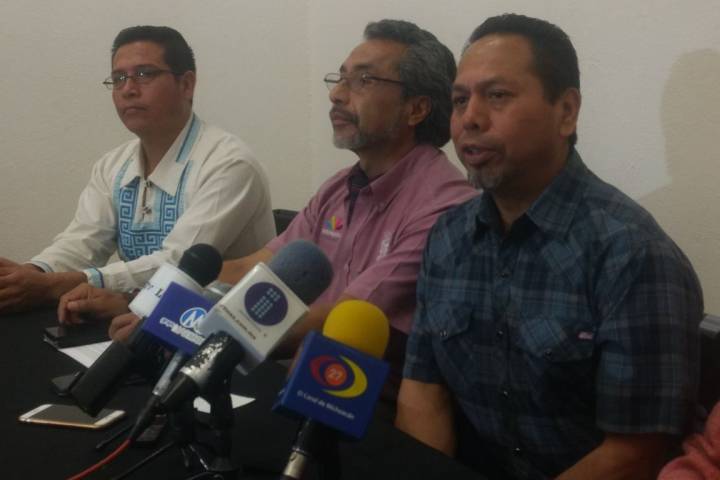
178;243;223;286
268;240;333;305
322;300;389;359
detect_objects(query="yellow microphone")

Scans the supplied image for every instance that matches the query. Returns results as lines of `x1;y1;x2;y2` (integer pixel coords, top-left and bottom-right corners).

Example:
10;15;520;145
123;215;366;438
278;300;392;479
322;299;390;360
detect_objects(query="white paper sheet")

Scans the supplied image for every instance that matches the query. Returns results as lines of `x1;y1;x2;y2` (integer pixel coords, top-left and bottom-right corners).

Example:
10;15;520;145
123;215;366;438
59;341;112;367
193;394;255;413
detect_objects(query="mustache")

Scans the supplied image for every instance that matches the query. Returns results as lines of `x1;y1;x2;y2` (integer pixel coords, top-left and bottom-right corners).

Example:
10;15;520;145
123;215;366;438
329;107;358;124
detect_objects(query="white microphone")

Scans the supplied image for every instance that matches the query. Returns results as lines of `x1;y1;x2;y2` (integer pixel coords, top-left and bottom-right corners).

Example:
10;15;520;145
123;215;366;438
70;244;223;416
129;240;333;437
162;240;333;409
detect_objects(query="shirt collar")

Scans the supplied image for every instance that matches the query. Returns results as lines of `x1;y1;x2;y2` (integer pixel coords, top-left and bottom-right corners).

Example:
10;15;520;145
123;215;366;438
524;149;588;237
473;149;588;238
472;192;501;234
119;113;201;196
351;144;440;210
347;163;370;190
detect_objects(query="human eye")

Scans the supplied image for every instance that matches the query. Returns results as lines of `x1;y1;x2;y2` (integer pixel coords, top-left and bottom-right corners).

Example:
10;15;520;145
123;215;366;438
136;68;156;79
451;94;469;109
358;73;374;88
111;72;127;84
487;89;512;101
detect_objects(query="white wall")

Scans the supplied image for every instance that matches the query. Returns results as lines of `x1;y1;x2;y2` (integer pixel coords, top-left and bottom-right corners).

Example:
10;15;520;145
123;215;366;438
0;0;313;258
1;1;719;312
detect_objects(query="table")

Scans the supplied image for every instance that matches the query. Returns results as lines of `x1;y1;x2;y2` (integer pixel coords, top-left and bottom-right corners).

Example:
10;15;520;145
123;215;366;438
0;309;482;479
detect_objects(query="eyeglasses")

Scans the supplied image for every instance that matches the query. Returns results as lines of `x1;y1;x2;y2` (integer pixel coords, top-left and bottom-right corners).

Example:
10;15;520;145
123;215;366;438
323;72;405;92
102;68;176;90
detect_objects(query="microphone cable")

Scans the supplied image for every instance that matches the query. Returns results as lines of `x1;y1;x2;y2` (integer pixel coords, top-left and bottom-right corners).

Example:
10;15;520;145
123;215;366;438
65;438;130;480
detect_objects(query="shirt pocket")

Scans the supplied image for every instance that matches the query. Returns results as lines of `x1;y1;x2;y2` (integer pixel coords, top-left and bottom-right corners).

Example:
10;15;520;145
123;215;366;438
426;302;486;394
513;315;596;401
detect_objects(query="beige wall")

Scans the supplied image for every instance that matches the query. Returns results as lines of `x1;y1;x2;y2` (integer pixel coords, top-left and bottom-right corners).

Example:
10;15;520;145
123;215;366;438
1;0;719;312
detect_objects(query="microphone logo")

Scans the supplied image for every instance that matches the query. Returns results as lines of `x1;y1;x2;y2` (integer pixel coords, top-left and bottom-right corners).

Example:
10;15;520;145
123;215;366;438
309;355;367;398
244;282;289;326
179;307;208;333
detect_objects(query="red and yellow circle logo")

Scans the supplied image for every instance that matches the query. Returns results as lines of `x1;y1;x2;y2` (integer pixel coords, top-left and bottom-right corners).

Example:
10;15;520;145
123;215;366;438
310;355;367;398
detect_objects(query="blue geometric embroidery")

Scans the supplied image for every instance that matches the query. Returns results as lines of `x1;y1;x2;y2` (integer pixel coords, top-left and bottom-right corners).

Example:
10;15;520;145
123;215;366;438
114;164;191;261
84;267;105;288
111;115;198;261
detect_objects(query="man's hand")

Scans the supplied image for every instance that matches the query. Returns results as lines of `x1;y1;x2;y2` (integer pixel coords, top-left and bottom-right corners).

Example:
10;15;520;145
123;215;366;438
58;283;130;325
0;257;50;313
0;258;85;314
0;258;45;313
109;312;142;342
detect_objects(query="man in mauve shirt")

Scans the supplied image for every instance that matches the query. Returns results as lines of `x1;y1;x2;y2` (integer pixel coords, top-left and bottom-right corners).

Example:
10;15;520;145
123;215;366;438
106;19;477;386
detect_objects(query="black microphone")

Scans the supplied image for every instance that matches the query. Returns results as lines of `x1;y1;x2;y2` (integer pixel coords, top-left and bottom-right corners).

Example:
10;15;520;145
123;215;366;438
70;244;223;416
155;240;333;414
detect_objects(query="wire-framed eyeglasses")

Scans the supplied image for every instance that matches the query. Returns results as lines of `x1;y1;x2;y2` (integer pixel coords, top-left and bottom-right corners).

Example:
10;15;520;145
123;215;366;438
103;68;176;90
323;72;405;92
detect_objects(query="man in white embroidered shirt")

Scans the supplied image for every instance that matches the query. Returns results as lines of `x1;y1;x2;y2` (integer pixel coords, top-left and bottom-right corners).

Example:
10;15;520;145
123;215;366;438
0;26;275;314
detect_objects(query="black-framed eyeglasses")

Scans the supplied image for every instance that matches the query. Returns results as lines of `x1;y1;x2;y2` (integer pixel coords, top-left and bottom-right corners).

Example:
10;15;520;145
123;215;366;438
323;72;405;92
102;68;176;90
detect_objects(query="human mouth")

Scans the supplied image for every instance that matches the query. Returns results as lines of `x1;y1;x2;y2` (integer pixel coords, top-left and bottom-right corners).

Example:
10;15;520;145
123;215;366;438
329;108;356;127
122;106;147;115
459;144;500;168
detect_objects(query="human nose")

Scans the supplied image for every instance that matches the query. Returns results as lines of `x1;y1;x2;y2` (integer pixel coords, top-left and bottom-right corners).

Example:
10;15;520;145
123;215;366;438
460;96;490;132
329;79;350;105
117;76;140;96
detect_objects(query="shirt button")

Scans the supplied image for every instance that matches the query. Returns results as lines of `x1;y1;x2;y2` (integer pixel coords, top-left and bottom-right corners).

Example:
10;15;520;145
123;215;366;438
502;390;509;398
514;447;522;454
439;329;448;339
496;330;504;337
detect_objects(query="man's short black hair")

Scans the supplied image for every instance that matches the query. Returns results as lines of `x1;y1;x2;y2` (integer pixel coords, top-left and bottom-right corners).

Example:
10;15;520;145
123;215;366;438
364;19;456;148
466;14;580;146
112;26;196;74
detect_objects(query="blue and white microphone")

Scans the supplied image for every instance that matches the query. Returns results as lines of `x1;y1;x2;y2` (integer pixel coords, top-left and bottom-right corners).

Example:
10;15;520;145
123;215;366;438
130;240;333;434
70;244;223;416
275;300;390;480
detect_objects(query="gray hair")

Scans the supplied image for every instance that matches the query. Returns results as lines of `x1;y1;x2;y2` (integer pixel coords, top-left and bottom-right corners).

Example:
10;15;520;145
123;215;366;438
364;19;456;147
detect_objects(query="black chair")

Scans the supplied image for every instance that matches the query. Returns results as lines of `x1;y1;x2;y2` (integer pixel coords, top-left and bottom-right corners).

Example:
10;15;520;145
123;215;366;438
699;314;720;412
273;209;298;235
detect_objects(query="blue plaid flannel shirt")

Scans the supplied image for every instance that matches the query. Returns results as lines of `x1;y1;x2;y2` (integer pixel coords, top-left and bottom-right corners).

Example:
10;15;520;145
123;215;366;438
404;150;704;479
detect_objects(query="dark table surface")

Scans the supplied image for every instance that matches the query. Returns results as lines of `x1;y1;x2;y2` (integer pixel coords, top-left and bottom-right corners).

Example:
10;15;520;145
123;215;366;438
0;309;482;480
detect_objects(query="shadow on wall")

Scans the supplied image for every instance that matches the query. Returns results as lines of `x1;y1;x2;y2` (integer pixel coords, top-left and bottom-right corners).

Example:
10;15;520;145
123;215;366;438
639;49;720;313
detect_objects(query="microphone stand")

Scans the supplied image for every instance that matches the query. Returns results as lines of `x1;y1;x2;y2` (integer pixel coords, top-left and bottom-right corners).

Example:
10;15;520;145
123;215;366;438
283;420;341;480
201;375;241;479
111;400;204;480
111;378;242;480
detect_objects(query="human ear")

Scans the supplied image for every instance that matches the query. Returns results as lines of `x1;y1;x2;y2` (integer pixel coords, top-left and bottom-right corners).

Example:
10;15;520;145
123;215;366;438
557;87;581;139
407;95;431;127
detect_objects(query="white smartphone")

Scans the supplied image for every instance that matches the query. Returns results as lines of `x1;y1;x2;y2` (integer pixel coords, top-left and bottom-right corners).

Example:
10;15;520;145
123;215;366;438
19;403;125;430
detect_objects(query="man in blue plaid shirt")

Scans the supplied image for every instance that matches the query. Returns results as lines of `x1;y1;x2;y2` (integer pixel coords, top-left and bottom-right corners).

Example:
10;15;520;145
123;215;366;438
396;14;704;480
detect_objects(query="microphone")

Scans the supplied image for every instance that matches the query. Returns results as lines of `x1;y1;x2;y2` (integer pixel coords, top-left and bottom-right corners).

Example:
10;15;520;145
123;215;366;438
275;300;390;480
126;282;218;438
122;264;235;425
129;244;221;317
70;244;223;416
128;240;332;438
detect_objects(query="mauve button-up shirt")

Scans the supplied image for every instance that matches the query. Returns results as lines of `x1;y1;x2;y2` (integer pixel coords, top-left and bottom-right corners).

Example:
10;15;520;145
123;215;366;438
266;143;477;334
